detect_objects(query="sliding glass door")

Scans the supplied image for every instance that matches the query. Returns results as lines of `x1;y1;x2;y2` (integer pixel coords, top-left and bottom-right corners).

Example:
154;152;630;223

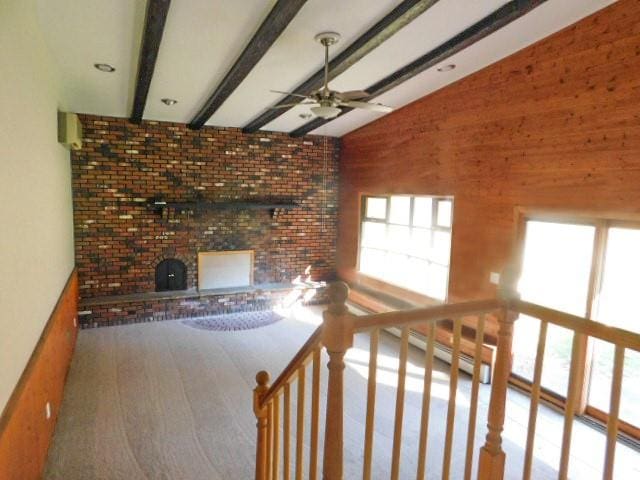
511;220;595;396
586;227;640;433
510;215;640;436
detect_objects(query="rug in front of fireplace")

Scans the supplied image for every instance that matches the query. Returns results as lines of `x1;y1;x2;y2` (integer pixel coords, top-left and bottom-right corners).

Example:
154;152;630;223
181;310;284;332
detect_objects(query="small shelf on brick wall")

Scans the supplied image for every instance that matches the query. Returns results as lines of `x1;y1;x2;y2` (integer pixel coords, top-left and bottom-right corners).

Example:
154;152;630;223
147;199;297;217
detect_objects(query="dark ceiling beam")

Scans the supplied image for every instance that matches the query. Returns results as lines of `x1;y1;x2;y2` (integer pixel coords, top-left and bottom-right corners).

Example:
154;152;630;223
242;0;440;134
188;0;308;130
289;0;547;137
130;0;172;124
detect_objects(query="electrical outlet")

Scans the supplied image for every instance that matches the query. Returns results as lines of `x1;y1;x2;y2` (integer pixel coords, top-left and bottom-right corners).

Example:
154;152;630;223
45;402;51;420
489;272;500;285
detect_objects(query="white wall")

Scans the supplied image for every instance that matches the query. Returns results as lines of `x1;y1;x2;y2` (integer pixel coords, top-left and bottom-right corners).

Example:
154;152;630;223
0;0;75;413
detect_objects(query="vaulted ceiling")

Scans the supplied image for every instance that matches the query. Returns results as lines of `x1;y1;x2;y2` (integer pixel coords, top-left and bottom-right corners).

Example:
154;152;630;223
37;0;615;137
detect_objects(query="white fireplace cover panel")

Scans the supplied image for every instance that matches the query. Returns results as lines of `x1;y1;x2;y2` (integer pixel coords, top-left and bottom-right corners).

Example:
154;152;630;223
198;250;253;290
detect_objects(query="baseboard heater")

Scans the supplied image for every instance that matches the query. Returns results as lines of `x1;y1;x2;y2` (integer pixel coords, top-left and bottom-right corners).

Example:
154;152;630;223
384;326;492;384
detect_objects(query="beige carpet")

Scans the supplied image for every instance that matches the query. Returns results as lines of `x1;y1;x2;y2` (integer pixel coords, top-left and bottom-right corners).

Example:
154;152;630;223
44;306;639;479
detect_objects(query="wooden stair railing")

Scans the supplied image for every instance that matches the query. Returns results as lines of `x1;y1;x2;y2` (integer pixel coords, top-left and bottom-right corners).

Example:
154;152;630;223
254;275;640;479
253;324;323;480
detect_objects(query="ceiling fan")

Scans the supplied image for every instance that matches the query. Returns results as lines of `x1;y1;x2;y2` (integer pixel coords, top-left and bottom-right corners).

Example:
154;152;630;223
270;32;393;120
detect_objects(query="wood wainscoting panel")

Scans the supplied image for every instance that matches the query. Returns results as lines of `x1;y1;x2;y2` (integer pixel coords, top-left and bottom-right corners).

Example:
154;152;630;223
0;269;78;480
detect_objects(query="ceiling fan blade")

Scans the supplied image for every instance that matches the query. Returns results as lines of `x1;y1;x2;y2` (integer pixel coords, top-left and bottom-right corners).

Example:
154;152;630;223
269;102;318;109
342;100;393;113
270;90;312;99
337;90;369;100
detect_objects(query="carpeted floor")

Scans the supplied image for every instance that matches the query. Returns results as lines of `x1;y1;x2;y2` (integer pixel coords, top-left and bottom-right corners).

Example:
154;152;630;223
44;305;639;479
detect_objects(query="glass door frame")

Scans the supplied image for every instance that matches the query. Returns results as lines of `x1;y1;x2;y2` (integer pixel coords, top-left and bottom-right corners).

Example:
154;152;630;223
509;207;640;439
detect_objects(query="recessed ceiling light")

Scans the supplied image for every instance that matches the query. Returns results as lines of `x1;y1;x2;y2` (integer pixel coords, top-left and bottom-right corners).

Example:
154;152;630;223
161;98;178;106
299;113;312;120
94;63;115;73
437;64;456;72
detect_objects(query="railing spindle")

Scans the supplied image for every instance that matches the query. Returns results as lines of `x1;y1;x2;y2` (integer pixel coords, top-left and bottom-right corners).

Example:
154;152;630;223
363;328;380;480
390;326;410;480
295;366;306;480
416;321;436;480
558;333;582;480
267;401;274;480
522;320;548;480
272;394;280;480
464;315;486;480
443;319;463;479
284;383;291;480
309;348;321;480
603;345;625;480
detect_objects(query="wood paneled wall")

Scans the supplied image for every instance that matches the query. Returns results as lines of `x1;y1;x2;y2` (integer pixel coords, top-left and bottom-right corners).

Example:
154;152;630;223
338;0;640;304
0;270;78;480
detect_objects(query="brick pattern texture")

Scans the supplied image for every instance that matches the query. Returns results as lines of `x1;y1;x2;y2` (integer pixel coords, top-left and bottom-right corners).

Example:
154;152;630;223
72;115;339;301
79;290;293;329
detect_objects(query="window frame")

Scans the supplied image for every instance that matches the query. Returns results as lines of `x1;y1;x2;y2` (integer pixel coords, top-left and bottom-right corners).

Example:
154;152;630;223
357;194;454;301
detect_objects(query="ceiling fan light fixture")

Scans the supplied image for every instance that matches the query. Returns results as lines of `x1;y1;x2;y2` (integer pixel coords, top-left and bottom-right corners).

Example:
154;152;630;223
310;105;341;119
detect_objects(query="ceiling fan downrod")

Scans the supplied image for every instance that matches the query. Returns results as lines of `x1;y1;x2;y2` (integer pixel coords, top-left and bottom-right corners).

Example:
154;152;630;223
314;32;340;98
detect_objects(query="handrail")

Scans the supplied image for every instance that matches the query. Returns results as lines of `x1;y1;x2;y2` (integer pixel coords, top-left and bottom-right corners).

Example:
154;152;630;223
352;298;503;332
511;299;640;351
253;279;640;480
260;325;323;407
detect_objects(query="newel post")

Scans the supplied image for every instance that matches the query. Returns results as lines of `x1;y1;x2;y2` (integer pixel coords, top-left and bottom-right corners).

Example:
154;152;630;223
477;266;519;480
254;370;271;480
322;282;353;480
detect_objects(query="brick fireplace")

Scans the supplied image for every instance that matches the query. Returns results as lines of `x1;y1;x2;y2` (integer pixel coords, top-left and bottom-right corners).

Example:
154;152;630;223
72;115;339;328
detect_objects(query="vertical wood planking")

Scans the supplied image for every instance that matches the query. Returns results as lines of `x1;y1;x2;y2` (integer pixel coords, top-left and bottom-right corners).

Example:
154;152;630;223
363;329;380;480
603;345;625;480
0;270;78;480
522;320;549;480
337;0;640;344
463;315;486;480
295;366;306;480
272;394;280;480
390;326;410;480
558;333;583;479
416;321;436;480
442;319;463;479
284;383;291;480
309;348;321;480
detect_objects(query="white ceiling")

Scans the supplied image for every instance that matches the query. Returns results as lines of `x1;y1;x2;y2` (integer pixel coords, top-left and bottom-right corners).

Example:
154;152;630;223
36;0;616;137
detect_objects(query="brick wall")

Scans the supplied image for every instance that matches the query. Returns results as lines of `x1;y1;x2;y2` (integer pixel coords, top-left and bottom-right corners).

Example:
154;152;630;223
78;289;296;329
72;115;338;306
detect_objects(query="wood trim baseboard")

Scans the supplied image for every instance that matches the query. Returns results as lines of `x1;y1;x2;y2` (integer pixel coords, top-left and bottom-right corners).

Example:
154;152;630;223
0;268;79;480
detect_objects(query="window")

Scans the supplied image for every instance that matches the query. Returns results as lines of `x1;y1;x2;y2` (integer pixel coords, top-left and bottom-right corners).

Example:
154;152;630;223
359;195;453;300
511;212;640;436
